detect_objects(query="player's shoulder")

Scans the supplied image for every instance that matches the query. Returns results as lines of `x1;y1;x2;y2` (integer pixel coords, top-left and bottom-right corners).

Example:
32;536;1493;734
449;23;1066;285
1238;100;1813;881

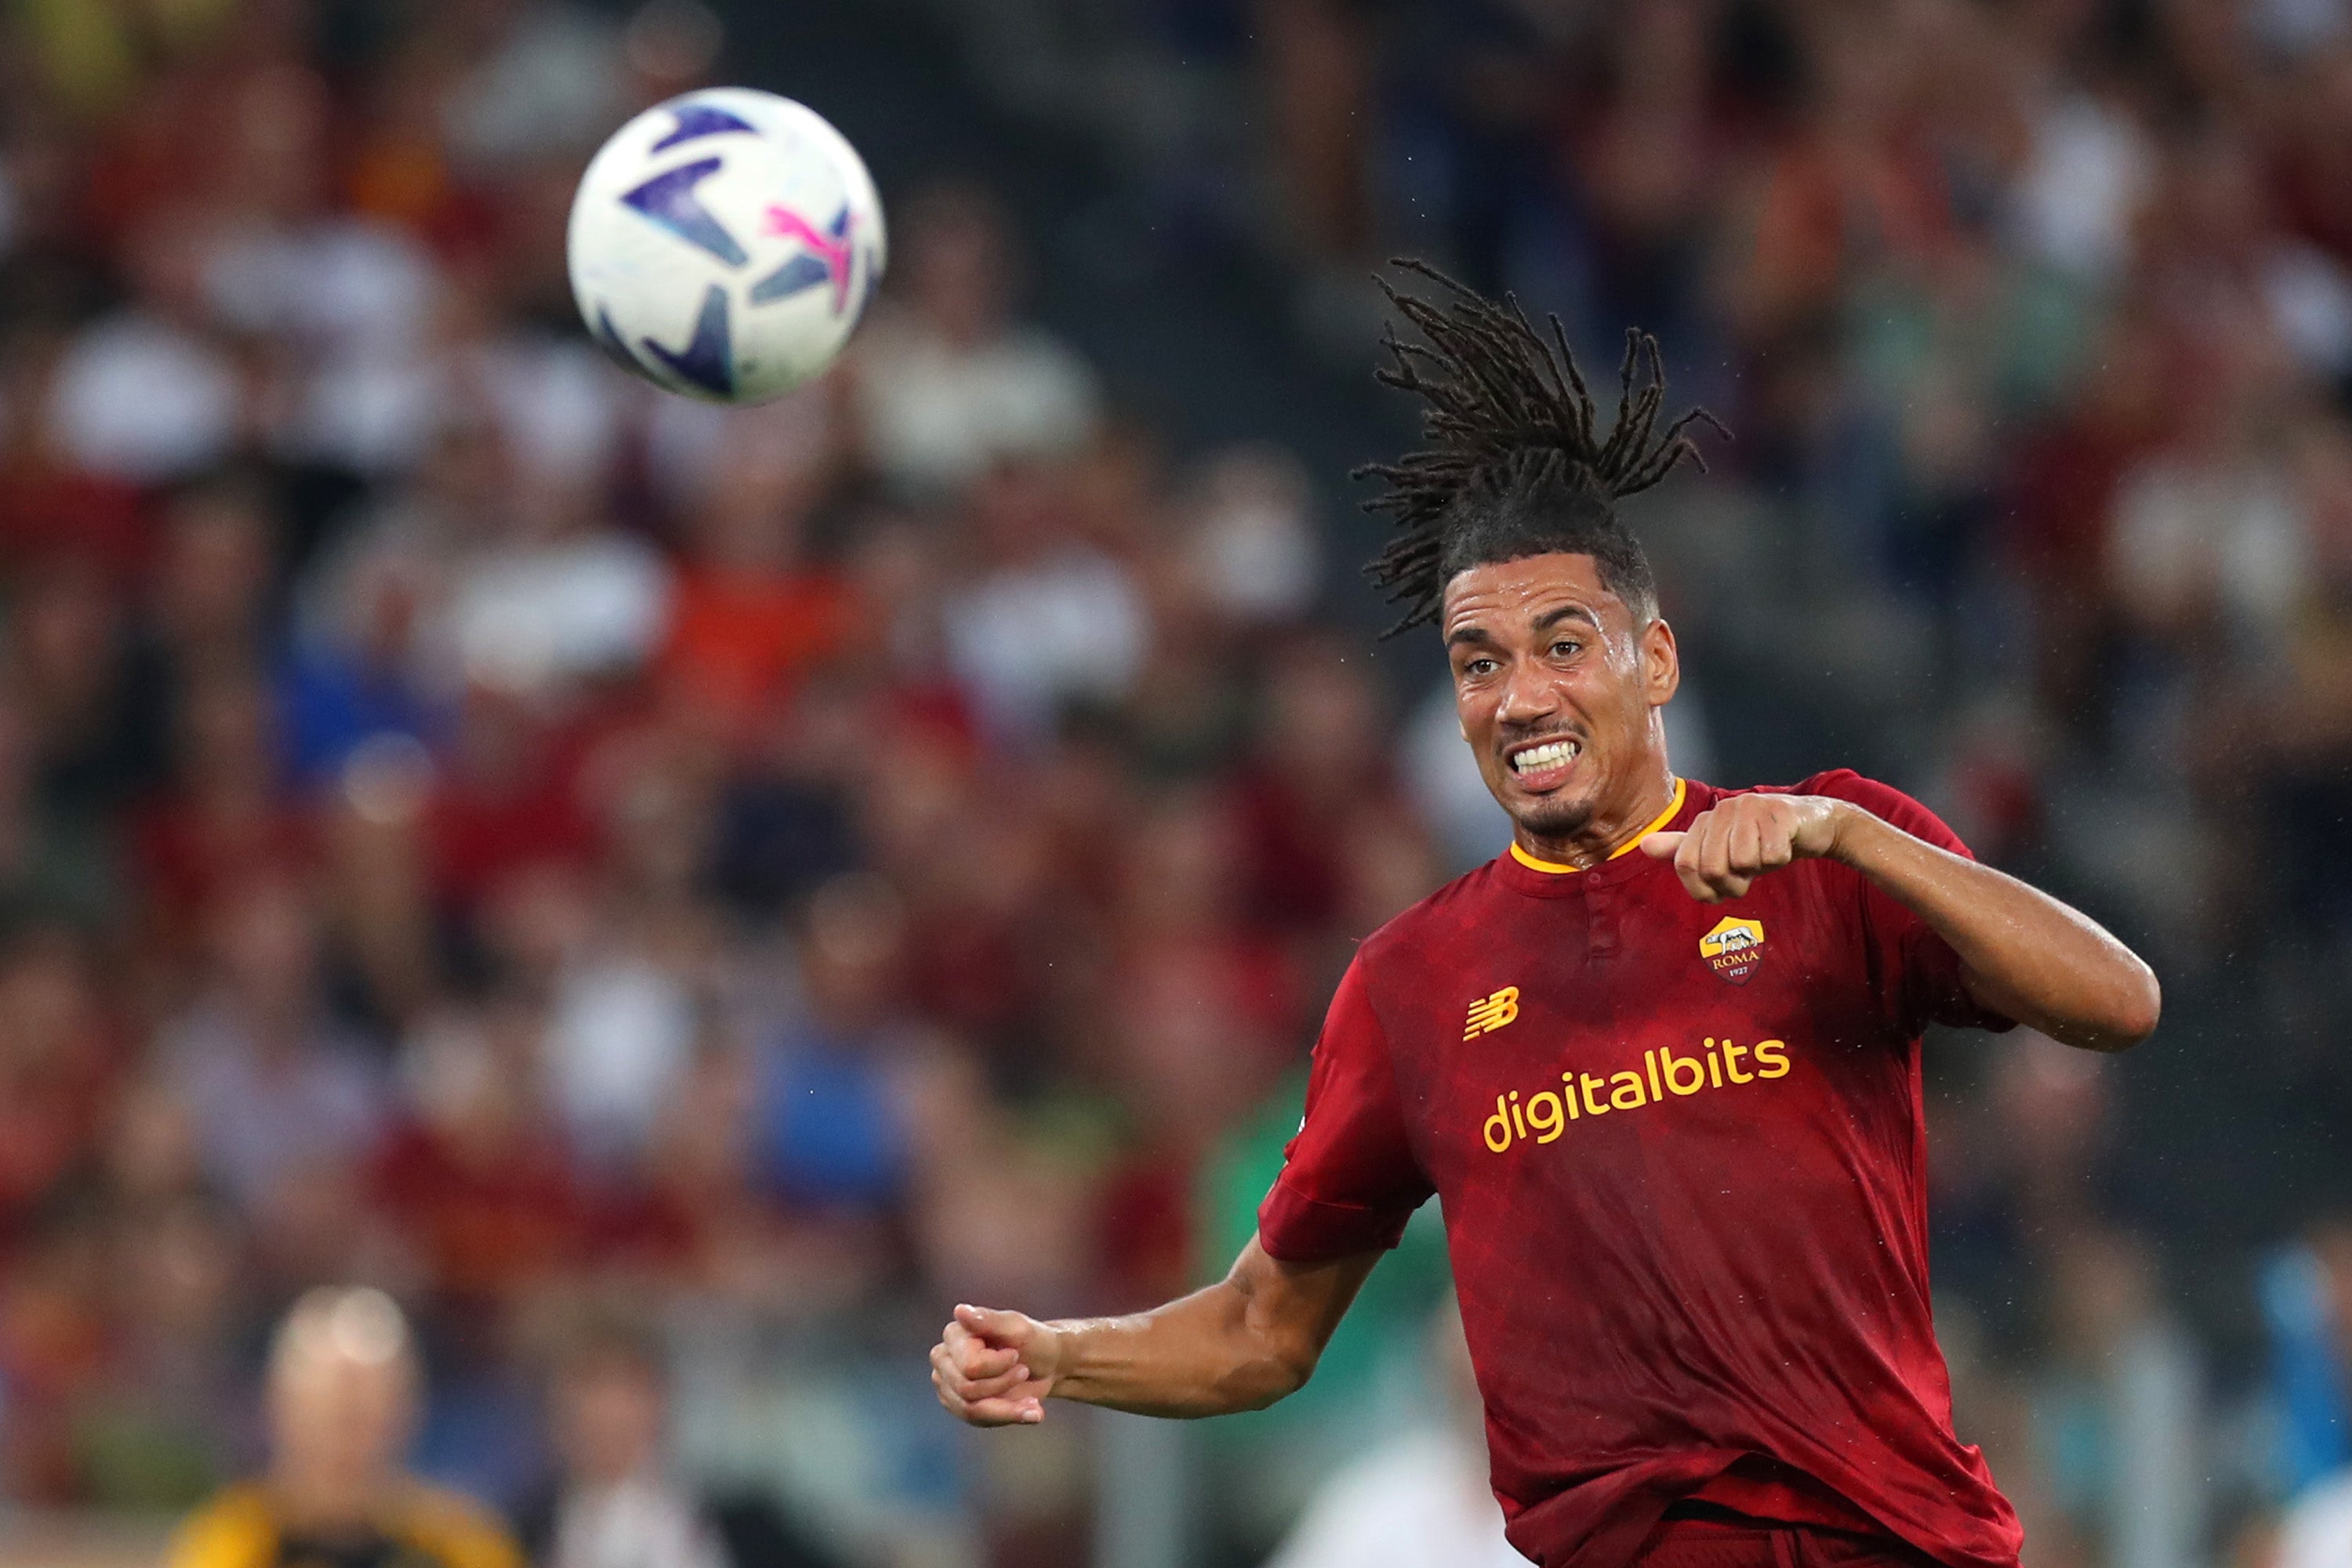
1356;857;1512;973
391;1481;525;1568
166;1486;276;1568
1715;768;1969;854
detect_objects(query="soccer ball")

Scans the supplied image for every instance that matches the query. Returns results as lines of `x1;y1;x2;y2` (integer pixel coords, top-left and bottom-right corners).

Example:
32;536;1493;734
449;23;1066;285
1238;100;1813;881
567;88;886;405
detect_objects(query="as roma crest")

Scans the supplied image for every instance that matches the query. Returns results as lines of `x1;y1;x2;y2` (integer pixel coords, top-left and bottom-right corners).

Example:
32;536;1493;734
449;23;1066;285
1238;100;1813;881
1700;916;1766;985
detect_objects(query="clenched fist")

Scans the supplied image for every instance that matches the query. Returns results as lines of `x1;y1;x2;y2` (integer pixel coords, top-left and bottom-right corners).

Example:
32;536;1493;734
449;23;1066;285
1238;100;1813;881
1638;793;1849;903
931;1304;1062;1426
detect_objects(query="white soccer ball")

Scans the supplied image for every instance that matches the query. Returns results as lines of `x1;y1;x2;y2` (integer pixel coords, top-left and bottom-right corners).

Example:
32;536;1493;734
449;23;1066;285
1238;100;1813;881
567;88;886;405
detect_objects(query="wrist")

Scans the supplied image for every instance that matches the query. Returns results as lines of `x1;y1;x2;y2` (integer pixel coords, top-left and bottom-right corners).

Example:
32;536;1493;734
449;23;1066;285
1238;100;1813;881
1821;799;1875;868
1034;1317;1083;1393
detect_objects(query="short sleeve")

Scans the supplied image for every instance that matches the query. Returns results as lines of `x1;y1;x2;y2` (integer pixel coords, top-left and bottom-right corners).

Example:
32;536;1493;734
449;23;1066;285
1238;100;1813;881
1257;957;1435;1262
1802;770;2018;1038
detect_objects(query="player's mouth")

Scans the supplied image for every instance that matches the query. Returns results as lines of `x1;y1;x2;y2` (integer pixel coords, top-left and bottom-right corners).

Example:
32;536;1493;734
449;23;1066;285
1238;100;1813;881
1504;735;1582;791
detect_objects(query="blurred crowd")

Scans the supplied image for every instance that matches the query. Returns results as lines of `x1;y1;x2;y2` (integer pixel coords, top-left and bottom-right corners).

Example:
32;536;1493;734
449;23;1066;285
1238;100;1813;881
0;3;1432;1562
2;1;2351;1566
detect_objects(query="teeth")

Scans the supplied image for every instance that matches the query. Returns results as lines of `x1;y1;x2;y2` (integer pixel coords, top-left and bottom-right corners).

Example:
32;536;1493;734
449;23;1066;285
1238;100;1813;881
1511;740;1578;775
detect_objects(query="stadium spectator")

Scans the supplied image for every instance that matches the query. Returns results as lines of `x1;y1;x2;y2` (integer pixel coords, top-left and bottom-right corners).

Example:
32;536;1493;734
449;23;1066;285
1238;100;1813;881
1178;443;1323;627
1262;1298;1522;1568
43;206;245;486
162;875;383;1211
166;1287;521;1568
941;457;1149;746
654;420;855;741
0;928;119;1248
852;183;1101;499
2262;1214;2352;1497
78;1191;246;1508
372;999;586;1308
515;1318;844;1568
436;0;630;177
437;482;671;702
2276;1468;2352;1568
194;61;444;477
2027;1229;2205;1568
751;873;920;1217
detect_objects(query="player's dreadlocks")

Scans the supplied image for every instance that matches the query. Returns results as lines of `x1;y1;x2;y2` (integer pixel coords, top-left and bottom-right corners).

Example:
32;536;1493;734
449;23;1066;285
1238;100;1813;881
1358;260;1724;635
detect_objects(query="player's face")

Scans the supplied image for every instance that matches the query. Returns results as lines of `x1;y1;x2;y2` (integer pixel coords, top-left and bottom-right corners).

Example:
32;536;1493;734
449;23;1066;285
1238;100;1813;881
1442;553;1679;848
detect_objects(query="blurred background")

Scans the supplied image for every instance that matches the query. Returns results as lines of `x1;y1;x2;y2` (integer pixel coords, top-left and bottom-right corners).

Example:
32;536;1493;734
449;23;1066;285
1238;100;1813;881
0;0;2350;1566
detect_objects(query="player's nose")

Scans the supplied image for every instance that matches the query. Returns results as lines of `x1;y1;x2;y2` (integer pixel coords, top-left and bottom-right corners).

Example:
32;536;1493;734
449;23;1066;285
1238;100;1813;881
1494;662;1562;728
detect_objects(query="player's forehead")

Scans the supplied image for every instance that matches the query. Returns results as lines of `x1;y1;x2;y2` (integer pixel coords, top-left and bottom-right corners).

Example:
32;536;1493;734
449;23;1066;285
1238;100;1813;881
1440;553;1627;641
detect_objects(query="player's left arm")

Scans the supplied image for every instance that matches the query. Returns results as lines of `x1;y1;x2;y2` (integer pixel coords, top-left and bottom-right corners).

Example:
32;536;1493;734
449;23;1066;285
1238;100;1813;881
1642;794;2160;1052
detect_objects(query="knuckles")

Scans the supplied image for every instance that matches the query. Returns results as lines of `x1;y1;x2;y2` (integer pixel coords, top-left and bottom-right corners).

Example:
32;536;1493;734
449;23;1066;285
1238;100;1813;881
1656;798;1831;907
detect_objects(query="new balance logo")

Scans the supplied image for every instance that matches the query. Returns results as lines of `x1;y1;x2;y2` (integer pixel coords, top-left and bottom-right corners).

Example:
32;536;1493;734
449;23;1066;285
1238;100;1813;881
1464;987;1520;1040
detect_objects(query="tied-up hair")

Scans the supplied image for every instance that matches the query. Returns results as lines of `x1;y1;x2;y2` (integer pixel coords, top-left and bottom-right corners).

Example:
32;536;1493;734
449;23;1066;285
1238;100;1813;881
1356;260;1725;635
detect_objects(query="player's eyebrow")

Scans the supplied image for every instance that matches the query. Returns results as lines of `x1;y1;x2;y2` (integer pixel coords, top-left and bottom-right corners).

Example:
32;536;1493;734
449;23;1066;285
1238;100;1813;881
1530;604;1600;634
1445;623;1500;651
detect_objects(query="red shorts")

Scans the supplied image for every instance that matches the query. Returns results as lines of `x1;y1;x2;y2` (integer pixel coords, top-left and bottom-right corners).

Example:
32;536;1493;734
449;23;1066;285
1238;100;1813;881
1634;1517;1945;1568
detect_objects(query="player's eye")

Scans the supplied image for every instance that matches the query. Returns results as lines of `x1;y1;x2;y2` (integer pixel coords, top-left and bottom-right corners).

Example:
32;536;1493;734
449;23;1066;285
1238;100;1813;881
1462;657;1498;677
1550;640;1581;659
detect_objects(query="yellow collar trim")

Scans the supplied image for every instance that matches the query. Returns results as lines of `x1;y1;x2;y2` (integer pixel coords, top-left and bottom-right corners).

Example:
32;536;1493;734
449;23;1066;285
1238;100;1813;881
1508;778;1685;875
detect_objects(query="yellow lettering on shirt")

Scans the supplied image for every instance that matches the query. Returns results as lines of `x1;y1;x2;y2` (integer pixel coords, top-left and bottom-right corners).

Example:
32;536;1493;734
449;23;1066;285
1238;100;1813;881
1526;1091;1566;1142
1479;1039;1800;1152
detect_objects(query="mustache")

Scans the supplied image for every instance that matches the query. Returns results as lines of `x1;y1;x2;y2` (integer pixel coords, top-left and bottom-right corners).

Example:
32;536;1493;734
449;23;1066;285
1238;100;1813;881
1496;723;1587;750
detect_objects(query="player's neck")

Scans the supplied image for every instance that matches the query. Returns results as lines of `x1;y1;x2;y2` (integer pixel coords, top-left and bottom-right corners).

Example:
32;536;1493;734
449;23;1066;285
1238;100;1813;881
266;1465;401;1533
1514;763;1680;870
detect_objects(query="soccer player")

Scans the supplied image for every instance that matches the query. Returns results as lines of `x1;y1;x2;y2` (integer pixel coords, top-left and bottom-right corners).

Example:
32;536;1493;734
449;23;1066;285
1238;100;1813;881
169;1288;521;1568
928;266;2161;1568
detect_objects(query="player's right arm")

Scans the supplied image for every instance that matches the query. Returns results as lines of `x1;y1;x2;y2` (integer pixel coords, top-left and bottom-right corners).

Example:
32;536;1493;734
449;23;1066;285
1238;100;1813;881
935;956;1425;1428
931;1236;1381;1425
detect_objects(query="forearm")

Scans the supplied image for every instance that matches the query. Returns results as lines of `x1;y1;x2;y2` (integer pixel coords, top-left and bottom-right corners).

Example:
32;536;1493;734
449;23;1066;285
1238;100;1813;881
1046;1239;1375;1418
1831;805;2160;1052
1047;1282;1313;1418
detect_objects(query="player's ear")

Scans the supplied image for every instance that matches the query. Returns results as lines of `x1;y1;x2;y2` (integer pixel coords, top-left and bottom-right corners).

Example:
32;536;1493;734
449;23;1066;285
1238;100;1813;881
1641;616;1679;707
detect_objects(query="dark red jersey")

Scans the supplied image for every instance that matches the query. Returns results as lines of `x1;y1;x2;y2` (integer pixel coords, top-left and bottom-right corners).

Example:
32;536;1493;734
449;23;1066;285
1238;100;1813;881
1258;771;2024;1568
